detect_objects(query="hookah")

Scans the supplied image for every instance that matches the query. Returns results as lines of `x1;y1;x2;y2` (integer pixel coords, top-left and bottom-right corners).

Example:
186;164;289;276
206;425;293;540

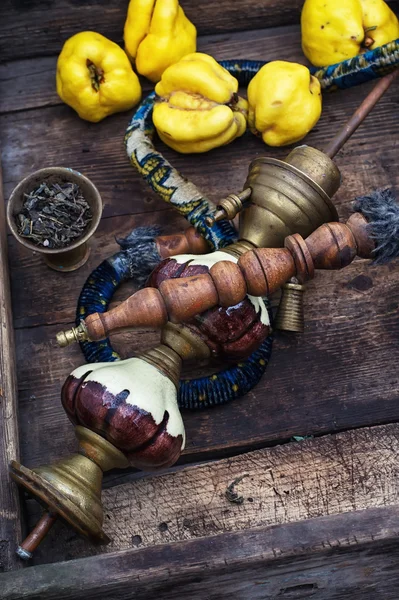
58;68;398;345
9;70;399;560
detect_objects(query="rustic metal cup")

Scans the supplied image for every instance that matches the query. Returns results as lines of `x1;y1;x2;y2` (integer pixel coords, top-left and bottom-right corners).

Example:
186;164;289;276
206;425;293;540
6;167;103;272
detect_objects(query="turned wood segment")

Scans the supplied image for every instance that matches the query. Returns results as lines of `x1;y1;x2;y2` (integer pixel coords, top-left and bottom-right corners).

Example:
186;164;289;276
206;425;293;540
304;223;357;270
284;234;315;283
209;261;247;307
156;227;209;259
83;214;374;340
252;247;297;294
85;287;168;340
346;212;375;258
160;273;219;324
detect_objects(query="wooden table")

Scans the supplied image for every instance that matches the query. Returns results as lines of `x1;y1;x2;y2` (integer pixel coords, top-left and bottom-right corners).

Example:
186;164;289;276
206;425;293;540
1;1;399;598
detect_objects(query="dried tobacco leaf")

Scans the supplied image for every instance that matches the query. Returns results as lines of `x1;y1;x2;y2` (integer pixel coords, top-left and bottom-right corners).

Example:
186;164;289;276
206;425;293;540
16;181;92;249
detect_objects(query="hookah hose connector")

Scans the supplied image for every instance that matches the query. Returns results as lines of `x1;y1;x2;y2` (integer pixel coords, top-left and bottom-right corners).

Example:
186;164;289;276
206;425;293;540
56;321;89;347
205;188;252;226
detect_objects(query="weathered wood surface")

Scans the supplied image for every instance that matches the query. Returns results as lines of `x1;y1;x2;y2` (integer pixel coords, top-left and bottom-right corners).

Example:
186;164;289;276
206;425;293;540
0;24;301;114
2;504;399;599
0;161;22;572
0;24;398;474
1;0;398;63
0;0;306;63
25;424;399;565
12;241;399;471
1;1;399;581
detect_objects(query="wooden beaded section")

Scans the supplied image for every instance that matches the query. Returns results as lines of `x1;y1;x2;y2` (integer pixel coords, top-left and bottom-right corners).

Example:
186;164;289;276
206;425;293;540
80;213;374;342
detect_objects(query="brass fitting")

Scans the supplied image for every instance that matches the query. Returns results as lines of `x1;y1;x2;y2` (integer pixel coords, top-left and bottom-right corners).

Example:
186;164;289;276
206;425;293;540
275;282;306;333
56;322;89;347
206;188;252;226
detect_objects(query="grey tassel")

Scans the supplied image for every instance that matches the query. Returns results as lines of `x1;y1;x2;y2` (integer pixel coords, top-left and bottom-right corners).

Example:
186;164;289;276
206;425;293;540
116;226;162;286
354;188;399;264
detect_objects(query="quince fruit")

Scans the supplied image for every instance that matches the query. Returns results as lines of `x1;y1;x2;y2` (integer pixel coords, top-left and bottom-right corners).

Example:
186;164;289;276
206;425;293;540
247;61;322;146
56;31;141;122
301;0;399;67
124;0;197;83
153;53;248;153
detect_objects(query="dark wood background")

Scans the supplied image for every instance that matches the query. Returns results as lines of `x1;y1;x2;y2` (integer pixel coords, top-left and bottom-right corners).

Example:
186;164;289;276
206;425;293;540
0;0;399;572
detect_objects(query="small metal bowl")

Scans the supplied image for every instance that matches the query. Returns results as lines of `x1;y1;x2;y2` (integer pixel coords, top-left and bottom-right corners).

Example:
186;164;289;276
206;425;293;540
7;167;103;272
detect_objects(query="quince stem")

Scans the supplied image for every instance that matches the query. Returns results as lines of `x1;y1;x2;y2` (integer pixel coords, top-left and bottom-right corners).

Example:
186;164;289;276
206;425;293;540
86;59;105;92
363;25;377;49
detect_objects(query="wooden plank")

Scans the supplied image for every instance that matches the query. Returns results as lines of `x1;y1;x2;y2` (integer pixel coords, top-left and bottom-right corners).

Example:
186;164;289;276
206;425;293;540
0;0;304;63
2;504;399;599
0;160;22;572
12;248;399;472
0;25;301;115
1;0;398;63
24;424;399;564
1;68;398;224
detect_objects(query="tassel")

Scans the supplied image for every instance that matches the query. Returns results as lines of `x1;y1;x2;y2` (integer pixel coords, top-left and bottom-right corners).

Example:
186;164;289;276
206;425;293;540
115;226;162;286
354;188;399;264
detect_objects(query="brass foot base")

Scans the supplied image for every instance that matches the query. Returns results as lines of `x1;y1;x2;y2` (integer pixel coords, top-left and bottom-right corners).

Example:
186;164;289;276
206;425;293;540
10;427;130;558
9;460;110;546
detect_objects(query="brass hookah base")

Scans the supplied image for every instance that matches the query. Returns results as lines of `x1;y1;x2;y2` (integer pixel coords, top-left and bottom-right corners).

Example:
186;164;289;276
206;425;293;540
10;426;129;559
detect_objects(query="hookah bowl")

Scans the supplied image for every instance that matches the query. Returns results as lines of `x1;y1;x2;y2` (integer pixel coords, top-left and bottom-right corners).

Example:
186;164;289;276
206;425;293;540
7;167;103;272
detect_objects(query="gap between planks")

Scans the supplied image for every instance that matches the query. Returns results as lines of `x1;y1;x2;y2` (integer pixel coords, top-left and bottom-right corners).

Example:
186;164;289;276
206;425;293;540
27;422;399;565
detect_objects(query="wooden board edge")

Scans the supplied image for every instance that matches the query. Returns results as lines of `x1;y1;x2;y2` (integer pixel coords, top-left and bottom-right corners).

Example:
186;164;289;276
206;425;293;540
0;155;23;572
2;504;399;599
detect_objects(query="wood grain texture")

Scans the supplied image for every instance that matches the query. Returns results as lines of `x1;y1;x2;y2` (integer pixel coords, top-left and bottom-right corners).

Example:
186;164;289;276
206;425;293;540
0;25;301;115
1;0;398;63
0;161;22;572
0;0;305;63
1;64;398;224
25;423;399;564
2;9;399;581
2;504;399;599
1;22;398;488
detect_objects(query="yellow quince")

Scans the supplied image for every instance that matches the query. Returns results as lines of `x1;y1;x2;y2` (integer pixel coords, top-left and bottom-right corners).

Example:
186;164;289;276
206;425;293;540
301;0;399;67
124;0;197;83
247;61;322;147
153;53;248;153
56;31;141;123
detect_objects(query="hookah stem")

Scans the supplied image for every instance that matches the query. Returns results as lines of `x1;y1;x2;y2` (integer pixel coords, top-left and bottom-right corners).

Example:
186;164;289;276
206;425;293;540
324;69;399;159
16;511;57;560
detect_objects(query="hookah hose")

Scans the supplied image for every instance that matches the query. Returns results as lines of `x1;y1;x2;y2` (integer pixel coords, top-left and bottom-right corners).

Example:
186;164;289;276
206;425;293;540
76;42;399;408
